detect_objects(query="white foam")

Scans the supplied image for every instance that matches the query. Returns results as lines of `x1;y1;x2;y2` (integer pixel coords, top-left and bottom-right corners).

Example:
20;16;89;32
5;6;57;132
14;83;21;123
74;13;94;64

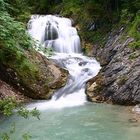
28;15;81;53
27;15;101;110
27;89;86;110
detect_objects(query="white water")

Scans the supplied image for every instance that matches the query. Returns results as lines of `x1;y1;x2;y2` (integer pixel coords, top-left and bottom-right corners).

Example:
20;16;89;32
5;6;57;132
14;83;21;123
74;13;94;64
28;15;101;109
28;15;81;53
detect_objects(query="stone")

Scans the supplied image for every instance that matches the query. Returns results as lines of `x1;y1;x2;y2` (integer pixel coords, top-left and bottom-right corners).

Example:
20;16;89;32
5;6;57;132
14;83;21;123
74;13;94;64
132;105;140;114
0;50;68;100
0;80;29;103
87;82;97;92
86;28;140;105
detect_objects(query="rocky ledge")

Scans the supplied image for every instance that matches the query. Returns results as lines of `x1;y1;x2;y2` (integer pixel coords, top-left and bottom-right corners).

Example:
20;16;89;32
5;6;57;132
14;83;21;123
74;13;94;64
86;28;140;105
0;80;30;103
0;49;68;101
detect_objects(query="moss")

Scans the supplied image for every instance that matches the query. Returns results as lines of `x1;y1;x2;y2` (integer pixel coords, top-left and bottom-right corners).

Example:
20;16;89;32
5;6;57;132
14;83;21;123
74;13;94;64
52;0;110;48
110;10;140;50
44;76;54;86
129;52;140;59
128;12;140;49
17;11;31;23
16;59;39;81
0;44;39;81
119;9;134;26
117;75;128;86
129;40;140;49
128;12;140;39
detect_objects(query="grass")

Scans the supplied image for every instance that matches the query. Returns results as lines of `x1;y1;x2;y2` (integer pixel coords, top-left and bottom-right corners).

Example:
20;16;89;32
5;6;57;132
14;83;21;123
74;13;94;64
128;12;140;49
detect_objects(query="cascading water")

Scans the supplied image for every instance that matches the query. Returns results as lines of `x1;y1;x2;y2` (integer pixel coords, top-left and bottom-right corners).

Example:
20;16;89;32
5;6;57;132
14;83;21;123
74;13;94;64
28;15;101;109
28;15;81;53
1;15;140;140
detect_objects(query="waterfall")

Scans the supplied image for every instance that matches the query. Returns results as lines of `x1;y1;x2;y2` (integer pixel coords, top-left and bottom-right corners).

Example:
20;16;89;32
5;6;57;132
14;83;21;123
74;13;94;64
28;15;101;109
28;15;81;53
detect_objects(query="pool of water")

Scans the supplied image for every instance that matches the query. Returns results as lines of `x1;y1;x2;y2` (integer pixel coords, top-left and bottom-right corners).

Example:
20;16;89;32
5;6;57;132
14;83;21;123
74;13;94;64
0;102;140;140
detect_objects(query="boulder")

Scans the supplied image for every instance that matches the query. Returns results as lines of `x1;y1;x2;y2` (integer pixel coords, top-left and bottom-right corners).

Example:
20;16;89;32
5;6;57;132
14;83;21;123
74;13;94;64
0;49;68;100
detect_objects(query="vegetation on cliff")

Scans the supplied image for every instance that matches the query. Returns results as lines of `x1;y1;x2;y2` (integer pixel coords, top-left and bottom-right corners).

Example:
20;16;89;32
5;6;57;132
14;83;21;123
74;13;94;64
0;0;139;105
0;0;37;85
48;0;140;45
1;0;139;54
0;0;68;103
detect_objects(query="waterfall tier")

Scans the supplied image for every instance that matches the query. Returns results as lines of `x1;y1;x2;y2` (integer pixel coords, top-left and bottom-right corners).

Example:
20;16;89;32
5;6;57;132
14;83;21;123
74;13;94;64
28;15;101;109
28;15;81;53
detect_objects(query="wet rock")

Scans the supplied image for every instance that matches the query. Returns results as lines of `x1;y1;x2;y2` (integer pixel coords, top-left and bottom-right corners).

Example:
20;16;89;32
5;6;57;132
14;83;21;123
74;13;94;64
86;73;106;103
87;22;96;31
86;28;140;105
132;105;140;115
79;61;87;66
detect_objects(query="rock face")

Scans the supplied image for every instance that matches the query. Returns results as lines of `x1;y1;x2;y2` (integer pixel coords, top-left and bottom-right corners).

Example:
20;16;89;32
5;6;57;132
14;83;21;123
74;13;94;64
0;50;68;100
86;28;140;105
0;80;29;102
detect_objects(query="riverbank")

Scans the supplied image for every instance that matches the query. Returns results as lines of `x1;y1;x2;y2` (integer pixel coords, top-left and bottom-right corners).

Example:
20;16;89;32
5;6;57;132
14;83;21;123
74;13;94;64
86;24;140;105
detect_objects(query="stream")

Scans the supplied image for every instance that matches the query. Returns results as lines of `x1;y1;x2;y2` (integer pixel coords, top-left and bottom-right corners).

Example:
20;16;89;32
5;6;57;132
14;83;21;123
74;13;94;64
0;103;140;140
0;15;140;140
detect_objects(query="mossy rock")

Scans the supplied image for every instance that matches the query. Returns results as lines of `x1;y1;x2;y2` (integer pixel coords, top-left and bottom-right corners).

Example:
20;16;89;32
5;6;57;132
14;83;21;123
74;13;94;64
0;46;68;100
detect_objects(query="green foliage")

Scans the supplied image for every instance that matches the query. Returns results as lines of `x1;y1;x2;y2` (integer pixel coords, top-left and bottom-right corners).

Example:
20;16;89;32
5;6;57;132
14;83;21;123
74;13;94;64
1;132;10;140
0;123;15;140
17;107;40;120
0;0;34;79
17;107;30;119
30;108;40;120
120;9;134;25
17;58;39;80
129;40;140;49
0;98;40;140
128;12;140;39
3;0;31;22
129;52;140;59
118;75;128;86
0;97;16;116
33;40;54;57
0;1;35;80
22;133;32;140
128;12;140;49
0;97;40;120
0;0;39;83
0;0;7;11
60;0;82;16
0;11;32;49
121;0;140;13
0;44;39;82
52;0;140;48
0;123;32;140
38;47;54;57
